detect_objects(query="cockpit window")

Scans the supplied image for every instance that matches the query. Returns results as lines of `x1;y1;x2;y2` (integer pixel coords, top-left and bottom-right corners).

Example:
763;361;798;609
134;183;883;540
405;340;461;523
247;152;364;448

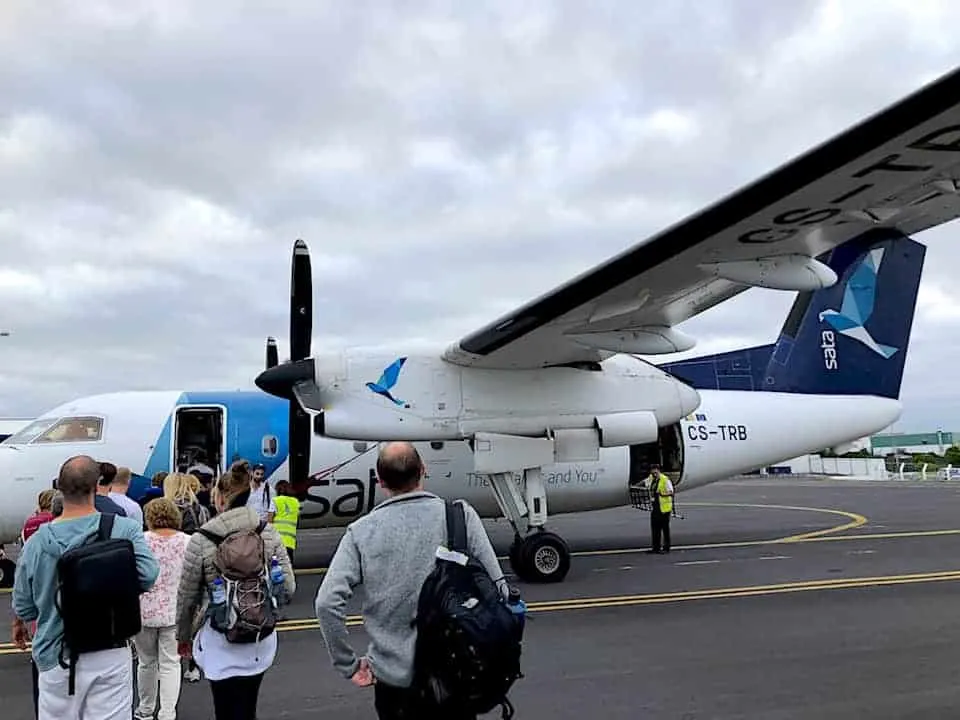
2;418;59;445
33;416;104;443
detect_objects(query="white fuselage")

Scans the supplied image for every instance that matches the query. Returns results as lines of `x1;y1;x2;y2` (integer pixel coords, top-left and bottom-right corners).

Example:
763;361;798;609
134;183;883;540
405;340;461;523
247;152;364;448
0;388;900;544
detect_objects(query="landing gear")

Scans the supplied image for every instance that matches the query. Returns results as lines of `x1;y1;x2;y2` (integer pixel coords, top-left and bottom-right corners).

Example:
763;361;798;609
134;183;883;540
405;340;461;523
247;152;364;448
0;549;15;589
474;433;573;584
509;531;571;584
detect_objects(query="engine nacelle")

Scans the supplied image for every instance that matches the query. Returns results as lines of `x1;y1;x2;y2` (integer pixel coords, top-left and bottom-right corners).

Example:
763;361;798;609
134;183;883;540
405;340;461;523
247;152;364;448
594;410;659;447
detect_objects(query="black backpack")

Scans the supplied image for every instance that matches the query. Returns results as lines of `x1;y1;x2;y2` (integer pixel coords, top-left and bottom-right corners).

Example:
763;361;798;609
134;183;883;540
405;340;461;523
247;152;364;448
177;499;210;535
412;500;524;719
54;513;142;694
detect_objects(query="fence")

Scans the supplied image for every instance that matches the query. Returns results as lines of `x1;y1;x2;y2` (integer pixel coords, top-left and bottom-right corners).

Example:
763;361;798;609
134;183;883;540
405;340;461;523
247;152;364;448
786;455;960;481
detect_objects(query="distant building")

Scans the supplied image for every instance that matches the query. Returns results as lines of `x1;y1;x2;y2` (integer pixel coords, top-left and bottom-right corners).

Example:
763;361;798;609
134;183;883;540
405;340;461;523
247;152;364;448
870;431;954;456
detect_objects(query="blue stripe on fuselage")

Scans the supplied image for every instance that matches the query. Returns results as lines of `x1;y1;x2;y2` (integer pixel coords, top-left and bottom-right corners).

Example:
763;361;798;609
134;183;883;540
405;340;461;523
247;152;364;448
132;391;291;500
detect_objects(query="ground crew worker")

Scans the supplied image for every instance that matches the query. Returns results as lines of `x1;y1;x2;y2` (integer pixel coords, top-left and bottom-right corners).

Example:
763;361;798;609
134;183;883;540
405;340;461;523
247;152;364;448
648;463;674;553
273;480;301;567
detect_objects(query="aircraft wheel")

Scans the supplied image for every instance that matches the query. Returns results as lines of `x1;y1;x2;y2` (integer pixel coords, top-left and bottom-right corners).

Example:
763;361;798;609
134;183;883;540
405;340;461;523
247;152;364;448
508;538;529;582
517;531;570;584
0;557;15;589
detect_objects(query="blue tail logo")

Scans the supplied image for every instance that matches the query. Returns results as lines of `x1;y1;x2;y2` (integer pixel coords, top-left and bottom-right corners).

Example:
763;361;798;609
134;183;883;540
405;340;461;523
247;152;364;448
366;357;408;406
818;247;898;363
659;230;925;399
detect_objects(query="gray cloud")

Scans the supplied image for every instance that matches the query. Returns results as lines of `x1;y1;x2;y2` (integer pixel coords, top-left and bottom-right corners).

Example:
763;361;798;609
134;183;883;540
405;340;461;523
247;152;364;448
1;1;960;436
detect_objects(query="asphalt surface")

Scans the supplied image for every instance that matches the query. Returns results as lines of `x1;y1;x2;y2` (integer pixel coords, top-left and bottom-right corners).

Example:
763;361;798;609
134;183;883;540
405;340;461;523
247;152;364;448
4;476;960;718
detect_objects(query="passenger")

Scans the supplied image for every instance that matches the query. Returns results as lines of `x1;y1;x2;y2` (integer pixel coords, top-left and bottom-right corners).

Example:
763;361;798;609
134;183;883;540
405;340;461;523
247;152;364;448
176;466;295;720
647;463;674;554
109;466;144;528
246;462;276;523
94;461;127;517
315;441;507;719
50;492;63;518
19;488;56;719
164;471;209;684
272;480;300;567
186;449;216;487
138;471;167;509
11;455;159;720
21;489;56;544
133;498;191;720
163;472;209;535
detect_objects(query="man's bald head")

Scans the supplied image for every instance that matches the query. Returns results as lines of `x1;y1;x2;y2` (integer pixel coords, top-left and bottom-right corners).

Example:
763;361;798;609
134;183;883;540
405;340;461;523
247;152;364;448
376;442;424;493
58;455;101;502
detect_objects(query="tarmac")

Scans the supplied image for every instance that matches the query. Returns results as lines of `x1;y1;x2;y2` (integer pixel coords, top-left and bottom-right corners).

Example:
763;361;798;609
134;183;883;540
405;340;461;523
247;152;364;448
3;475;960;718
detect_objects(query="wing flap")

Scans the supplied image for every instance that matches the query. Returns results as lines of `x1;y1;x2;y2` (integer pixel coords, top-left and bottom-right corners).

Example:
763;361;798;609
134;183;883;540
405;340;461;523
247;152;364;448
443;66;960;370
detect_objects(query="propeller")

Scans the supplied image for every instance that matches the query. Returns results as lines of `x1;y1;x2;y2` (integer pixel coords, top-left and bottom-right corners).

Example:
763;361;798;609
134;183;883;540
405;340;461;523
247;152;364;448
265;337;278;369
256;239;315;499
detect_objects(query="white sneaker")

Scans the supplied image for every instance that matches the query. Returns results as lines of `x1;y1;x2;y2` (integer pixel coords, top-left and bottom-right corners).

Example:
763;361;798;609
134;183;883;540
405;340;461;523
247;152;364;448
184;667;201;683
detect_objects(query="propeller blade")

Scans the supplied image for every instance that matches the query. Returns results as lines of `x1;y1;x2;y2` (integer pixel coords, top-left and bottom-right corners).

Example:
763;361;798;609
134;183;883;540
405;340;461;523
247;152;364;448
254;239;315;496
290;239;312;362
288;402;312;499
265;337;278;370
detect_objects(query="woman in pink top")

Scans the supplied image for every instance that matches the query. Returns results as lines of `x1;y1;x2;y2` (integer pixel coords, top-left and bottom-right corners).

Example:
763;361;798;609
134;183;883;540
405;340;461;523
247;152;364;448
134;498;191;720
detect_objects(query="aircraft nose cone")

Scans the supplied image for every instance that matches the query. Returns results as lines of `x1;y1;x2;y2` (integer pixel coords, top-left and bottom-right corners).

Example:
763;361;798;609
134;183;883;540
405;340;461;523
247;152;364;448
255;358;316;400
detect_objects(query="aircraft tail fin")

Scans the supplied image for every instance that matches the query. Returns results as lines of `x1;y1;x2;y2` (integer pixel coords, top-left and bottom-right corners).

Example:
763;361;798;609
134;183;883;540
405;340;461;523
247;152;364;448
662;229;926;399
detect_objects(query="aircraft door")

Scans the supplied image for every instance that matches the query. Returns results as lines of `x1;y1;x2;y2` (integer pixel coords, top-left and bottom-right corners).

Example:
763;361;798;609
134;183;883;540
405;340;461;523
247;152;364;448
172;405;226;476
628;422;685;486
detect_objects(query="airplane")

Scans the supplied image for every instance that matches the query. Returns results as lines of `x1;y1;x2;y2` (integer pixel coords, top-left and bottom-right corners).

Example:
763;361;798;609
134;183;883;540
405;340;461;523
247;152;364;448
2;66;960;591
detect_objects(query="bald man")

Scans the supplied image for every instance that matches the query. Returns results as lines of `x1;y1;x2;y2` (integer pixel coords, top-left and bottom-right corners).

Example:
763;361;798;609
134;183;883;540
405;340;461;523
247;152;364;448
316;441;506;719
13;455;158;719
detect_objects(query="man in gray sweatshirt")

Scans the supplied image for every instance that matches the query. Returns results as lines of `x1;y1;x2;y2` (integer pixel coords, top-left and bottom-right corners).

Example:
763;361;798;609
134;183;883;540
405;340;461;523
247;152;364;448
315;441;507;719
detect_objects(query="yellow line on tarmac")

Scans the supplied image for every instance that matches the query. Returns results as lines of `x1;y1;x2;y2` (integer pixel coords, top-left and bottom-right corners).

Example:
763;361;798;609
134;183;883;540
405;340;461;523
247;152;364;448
6;569;957;654
680;502;868;542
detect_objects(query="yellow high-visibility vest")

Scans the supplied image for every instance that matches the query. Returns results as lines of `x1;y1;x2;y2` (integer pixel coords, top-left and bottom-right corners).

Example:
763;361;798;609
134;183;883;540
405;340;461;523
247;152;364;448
273;495;300;550
651;473;673;514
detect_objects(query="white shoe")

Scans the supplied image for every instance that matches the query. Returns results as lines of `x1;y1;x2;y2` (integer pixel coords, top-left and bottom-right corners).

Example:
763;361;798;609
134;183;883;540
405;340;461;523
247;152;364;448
184;667;201;683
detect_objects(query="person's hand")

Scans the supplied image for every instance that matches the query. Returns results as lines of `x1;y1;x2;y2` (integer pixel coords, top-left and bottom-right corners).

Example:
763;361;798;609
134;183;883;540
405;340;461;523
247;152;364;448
350;657;375;687
177;642;192;659
11;617;29;650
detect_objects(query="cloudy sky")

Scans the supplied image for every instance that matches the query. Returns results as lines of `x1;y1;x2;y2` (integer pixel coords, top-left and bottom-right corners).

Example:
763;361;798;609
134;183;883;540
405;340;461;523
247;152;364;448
1;1;959;432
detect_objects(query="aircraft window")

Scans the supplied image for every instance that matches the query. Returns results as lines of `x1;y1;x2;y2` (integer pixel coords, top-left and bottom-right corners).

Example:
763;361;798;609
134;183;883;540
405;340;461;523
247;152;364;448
33;416;103;443
3;418;58;444
262;435;278;457
353;441;368;453
430;441;444;451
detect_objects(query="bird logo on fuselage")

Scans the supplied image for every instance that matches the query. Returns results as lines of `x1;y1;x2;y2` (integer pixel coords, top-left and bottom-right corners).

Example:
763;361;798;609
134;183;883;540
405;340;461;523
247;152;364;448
366;357;408;406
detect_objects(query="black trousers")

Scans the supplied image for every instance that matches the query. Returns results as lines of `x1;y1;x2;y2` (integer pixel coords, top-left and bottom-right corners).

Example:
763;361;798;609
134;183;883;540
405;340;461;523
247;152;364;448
651;508;671;552
374;682;476;720
31;658;38;719
209;672;265;720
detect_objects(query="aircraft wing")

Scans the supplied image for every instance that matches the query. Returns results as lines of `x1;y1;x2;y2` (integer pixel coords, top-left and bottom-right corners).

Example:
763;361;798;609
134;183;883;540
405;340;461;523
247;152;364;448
442;66;960;370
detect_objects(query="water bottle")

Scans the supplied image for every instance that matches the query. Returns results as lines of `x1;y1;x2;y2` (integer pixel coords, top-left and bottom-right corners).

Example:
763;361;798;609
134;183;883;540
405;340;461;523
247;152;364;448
270;556;285;606
507;585;526;634
210;577;227;627
211;577;226;605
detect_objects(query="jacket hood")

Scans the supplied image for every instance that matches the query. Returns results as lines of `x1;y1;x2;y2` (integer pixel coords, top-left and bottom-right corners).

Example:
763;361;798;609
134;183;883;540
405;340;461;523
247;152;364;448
36;513;103;558
201;505;262;537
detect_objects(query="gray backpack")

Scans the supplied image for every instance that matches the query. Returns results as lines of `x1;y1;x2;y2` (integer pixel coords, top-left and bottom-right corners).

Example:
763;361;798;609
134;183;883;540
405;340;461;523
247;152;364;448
197;522;278;643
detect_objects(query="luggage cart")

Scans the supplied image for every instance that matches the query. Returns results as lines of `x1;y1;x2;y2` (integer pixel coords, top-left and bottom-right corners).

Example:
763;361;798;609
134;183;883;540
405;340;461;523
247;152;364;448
629;483;684;519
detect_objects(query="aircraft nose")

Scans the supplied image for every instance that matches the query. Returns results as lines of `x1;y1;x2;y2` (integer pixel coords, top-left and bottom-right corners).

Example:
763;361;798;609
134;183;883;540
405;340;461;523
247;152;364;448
0;447;40;544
